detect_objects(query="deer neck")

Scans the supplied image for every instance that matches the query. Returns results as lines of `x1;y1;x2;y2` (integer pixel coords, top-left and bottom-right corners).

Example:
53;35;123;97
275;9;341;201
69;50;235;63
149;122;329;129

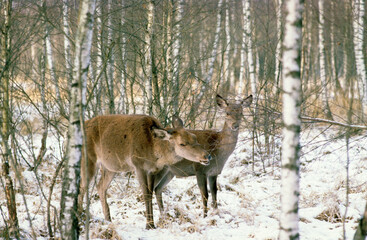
153;139;182;170
218;121;240;154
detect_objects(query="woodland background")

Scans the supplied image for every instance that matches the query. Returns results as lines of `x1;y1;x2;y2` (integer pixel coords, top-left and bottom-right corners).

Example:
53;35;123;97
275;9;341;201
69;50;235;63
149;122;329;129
1;0;367;239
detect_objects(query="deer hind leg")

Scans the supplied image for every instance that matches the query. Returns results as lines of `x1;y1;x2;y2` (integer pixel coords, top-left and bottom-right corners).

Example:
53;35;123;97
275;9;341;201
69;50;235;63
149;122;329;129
97;167;116;222
78;155;97;216
153;168;174;215
136;167;155;229
196;173;209;217
208;175;218;209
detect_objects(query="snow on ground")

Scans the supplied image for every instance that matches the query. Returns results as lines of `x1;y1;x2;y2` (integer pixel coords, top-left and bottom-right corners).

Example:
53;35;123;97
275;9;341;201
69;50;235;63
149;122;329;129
1;126;367;240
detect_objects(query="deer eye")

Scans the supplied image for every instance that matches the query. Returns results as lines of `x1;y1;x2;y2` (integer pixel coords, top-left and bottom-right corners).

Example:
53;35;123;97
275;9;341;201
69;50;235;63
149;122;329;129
180;143;186;146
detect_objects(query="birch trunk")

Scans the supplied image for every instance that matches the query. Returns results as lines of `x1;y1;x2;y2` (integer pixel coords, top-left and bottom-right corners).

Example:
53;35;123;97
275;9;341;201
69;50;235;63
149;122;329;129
330;1;339;91
238;0;247;97
95;5;103;113
41;0;62;111
144;0;154;115
0;0;20;237
60;0;96;238
275;0;283;88
120;1;126;114
223;0;231;91
279;0;303;239
172;0;183;115
193;0;223;111
318;0;333;120
107;0;115;114
353;0;367;106
63;0;72;97
244;0;256;98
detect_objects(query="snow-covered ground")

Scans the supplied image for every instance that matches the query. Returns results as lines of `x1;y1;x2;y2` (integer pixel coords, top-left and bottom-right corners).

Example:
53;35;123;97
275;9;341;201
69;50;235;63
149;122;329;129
1;126;367;239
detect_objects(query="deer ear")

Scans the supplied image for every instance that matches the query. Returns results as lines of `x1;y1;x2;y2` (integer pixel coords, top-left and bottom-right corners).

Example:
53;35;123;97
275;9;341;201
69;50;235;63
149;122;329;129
172;116;184;129
241;95;253;107
153;128;171;140
216;94;228;108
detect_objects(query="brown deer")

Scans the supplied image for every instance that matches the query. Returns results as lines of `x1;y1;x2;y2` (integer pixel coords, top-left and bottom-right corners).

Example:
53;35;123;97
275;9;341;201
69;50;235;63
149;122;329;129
154;94;252;217
78;114;211;229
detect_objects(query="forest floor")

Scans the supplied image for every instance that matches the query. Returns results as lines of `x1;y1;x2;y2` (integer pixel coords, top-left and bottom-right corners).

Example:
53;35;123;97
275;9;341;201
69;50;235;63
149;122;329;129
1;126;367;240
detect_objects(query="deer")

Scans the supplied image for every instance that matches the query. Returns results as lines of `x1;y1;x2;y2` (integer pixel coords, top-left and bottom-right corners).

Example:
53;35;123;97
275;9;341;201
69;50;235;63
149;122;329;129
78;114;211;229
154;94;252;217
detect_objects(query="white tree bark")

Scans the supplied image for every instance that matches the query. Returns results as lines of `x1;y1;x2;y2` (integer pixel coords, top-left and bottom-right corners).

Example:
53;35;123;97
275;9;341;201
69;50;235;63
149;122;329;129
353;0;367;106
95;5;103;112
318;0;333;119
275;0;283;85
120;1;126;114
60;0;96;238
172;0;183;114
144;0;154;114
194;0;223;108
279;0;303;239
238;0;247;97
223;0;231;89
244;0;256;98
63;0;72;95
107;0;115;114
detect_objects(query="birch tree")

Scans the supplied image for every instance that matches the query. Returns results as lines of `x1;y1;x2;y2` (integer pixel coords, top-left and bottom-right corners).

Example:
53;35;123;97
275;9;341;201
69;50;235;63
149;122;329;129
279;0;303;239
244;0;256;98
144;0;154;115
223;0;231;91
63;0;72;97
353;0;367;108
120;1;127;114
318;0;333;120
40;0;63;112
191;0;223;116
171;0;183;115
0;0;20;237
60;0;96;238
275;0;283;87
106;0;115;114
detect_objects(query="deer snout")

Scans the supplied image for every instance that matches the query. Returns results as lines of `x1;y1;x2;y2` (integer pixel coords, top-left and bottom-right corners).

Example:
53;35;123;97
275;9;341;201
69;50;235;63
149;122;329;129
200;154;211;165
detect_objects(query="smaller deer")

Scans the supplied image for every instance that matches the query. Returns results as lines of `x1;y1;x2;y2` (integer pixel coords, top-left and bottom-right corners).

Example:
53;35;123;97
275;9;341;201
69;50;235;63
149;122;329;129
78;114;211;229
154;94;252;217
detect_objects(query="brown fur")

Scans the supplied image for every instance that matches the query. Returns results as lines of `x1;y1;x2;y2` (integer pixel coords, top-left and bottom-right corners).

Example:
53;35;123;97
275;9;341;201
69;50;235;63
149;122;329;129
79;114;210;229
154;95;253;217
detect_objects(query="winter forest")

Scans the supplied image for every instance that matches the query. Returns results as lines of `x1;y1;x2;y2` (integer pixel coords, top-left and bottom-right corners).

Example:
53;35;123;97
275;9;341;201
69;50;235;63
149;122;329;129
1;0;367;239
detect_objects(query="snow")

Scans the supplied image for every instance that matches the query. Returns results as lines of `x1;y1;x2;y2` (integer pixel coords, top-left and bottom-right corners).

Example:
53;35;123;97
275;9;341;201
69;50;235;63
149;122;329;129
1;126;367;239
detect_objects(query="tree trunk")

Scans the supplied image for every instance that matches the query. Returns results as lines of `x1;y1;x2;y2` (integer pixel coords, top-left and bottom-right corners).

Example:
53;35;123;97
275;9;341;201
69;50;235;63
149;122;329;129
353;0;367;108
275;0;283;91
171;0;183;115
318;0;333;120
279;0;303;239
192;0;223;114
60;0;96;238
0;0;20;238
144;0;154;115
244;0;256;98
107;0;115;114
120;1;127;114
63;0;72;99
223;0;231;92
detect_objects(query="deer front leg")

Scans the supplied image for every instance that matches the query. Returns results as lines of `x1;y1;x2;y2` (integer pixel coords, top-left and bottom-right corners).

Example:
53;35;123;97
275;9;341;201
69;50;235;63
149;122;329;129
136;168;155;229
208;175;218;209
154;169;175;215
97;167;116;221
196;173;209;217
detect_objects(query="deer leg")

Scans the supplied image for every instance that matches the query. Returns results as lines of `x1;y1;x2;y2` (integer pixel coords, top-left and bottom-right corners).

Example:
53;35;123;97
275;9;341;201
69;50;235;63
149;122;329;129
208;175;218;209
78;155;96;216
196;173;209;217
136;168;155;229
154;169;174;215
97;167;116;222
